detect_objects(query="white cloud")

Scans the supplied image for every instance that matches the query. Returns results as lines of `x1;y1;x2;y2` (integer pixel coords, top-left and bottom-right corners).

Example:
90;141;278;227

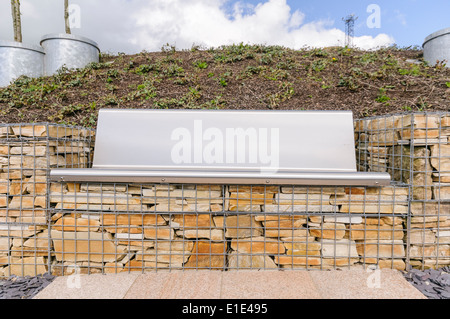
288;10;306;30
131;0;394;51
0;0;395;54
354;34;396;49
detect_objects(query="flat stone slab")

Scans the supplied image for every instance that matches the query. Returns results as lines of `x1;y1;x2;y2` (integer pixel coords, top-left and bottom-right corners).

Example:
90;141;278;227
309;268;426;299
33;272;140;299
220;270;321;299
33;269;426;299
124;271;223;299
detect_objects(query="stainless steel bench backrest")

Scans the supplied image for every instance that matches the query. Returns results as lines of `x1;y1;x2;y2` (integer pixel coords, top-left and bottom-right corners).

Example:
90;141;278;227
50;109;391;186
93;109;357;173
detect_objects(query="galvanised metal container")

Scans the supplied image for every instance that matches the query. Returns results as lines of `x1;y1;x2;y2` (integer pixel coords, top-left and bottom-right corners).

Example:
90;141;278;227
40;33;100;76
0;40;45;87
423;27;450;67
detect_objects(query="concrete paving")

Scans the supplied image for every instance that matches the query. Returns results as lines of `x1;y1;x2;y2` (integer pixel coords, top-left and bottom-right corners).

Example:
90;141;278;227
34;269;426;299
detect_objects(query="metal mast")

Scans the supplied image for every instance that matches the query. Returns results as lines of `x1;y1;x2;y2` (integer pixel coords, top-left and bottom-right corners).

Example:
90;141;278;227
343;14;358;47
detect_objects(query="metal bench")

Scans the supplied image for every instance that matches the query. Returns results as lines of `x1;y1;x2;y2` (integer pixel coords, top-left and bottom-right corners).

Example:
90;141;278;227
50;109;390;186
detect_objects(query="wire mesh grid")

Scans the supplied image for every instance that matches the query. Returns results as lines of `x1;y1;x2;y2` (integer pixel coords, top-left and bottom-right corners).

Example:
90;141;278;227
47;183;410;275
355;112;450;270
0;123;94;278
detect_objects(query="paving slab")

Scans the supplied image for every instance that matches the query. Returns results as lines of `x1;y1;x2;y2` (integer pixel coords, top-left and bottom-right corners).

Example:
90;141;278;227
125;271;223;299
220;270;321;299
34;272;140;299
33;269;426;299
309;268;427;299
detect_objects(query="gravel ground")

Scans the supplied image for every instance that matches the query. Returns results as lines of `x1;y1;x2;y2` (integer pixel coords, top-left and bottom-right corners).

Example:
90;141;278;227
403;267;450;299
1;267;449;299
0;274;55;299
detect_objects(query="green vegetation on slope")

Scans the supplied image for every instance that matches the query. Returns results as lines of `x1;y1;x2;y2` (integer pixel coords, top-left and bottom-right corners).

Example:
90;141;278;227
0;43;449;127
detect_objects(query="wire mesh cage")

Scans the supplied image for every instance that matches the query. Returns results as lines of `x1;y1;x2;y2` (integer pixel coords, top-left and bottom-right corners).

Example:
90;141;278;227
355;112;450;270
46;183;410;275
0;123;94;278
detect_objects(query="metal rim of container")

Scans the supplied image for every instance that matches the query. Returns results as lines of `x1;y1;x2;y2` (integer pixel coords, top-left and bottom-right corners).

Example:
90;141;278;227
423;27;450;47
40;33;100;52
0;39;45;54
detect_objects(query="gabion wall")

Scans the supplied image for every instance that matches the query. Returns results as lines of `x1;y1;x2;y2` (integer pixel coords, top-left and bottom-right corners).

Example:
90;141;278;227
47;183;409;275
0;112;448;277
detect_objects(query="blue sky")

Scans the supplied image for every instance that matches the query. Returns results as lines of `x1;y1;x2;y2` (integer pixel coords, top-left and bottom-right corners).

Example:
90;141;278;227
223;0;450;47
1;0;449;53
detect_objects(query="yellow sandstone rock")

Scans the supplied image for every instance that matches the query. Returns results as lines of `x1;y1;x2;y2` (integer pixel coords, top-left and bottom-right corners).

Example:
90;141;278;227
274;255;322;266
228;252;278;269
213;215;263;238
8;196;46;209
102;214;166;226
184;241;227;269
3;257;47;277
231;237;285;254
53;217;100;232
309;223;346;240
356;240;405;258
345;224;404;240
51;230;126;263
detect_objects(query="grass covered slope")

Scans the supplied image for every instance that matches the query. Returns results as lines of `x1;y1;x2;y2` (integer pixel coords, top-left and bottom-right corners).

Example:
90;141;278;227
0;44;449;127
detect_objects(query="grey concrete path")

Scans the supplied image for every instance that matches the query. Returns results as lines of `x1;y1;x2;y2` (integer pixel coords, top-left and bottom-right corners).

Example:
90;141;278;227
34;269;426;299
